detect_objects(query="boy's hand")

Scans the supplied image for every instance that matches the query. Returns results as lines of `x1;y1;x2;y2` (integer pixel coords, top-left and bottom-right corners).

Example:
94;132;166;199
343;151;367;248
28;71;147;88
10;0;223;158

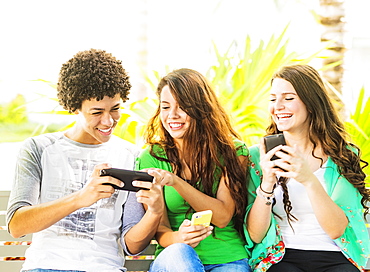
133;169;164;215
75;163;123;208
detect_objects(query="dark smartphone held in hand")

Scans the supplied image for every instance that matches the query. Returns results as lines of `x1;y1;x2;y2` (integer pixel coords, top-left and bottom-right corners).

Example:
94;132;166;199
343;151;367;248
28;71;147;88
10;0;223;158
264;134;286;161
100;168;154;192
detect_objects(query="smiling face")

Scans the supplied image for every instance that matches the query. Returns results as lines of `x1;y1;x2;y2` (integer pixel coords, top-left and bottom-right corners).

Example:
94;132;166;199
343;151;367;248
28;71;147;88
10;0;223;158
269;78;310;134
67;94;122;144
159;85;190;145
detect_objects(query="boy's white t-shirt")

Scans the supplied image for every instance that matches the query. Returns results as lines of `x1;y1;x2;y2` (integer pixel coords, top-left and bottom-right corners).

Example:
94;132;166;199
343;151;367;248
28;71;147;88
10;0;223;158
7;132;144;272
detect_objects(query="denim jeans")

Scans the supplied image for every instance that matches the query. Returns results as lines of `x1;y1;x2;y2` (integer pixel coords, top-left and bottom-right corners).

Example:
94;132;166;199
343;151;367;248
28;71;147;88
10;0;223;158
204;258;251;272
149;243;252;272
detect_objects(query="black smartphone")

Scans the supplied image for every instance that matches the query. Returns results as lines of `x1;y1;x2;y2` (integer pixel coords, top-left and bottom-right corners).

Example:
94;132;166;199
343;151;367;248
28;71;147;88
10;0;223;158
100;168;154;192
264;134;286;161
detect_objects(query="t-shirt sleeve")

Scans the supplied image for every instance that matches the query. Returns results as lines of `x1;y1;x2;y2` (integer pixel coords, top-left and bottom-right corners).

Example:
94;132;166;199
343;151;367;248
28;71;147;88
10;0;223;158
122;146;164;255
135;146;163;171
120;191;145;256
244;145;263;249
234;139;249;157
6;137;43;227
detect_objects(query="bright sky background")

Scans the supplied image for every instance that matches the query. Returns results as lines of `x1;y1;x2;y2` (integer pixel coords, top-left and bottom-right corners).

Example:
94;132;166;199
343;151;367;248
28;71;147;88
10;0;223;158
0;0;369;115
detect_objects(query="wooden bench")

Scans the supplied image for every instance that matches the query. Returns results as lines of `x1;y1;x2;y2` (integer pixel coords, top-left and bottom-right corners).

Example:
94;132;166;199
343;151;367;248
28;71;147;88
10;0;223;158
0;190;155;272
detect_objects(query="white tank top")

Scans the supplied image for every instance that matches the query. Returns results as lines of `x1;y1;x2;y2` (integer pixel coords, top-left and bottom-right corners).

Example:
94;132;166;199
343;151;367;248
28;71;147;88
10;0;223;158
273;163;341;251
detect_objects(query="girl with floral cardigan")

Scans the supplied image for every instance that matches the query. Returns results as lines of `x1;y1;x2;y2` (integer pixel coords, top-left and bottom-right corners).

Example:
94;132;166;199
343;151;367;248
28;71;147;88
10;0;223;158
244;65;370;272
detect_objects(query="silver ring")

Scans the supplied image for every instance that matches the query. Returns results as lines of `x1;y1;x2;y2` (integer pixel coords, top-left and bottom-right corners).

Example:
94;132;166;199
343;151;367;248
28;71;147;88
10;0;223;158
272;161;276;167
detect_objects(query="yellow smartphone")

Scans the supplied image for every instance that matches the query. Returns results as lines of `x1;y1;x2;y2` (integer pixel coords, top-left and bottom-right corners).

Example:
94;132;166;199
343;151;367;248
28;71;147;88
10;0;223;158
191;210;213;227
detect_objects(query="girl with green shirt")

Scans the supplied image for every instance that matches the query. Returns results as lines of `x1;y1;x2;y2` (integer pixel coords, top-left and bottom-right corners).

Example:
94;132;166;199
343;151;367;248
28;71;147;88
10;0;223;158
135;68;251;272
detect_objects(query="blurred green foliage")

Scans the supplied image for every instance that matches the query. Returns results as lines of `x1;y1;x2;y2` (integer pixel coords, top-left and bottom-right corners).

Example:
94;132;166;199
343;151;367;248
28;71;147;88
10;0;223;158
0;93;66;142
345;87;370;180
0;94;28;124
0;123;65;142
130;27;323;147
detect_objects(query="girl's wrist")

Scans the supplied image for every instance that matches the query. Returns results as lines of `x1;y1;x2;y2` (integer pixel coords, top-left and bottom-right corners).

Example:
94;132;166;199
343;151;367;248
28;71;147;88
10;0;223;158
256;186;274;206
259;182;275;194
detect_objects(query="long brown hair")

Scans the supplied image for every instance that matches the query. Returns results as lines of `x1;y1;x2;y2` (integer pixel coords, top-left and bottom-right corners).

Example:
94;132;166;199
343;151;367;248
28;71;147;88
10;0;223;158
267;64;369;225
145;68;248;236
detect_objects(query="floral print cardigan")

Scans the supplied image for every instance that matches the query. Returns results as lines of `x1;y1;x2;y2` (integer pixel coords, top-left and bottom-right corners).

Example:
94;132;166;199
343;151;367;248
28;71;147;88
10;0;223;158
244;145;370;272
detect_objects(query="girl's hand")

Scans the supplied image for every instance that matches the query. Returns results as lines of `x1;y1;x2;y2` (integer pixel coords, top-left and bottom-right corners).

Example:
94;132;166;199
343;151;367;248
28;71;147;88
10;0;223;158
177;219;213;248
144;168;184;187
259;139;282;188
274;144;316;186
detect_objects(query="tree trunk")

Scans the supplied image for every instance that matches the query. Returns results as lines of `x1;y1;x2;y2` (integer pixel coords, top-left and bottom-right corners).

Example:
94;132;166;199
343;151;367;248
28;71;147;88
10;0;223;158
318;0;346;114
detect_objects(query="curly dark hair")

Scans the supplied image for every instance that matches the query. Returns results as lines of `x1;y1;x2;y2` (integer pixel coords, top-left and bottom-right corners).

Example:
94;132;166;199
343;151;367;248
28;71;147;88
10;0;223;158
57;49;131;113
266;64;370;227
144;68;249;237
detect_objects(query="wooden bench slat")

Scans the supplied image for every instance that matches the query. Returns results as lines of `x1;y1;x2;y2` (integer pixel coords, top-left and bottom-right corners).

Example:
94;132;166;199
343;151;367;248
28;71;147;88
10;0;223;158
0;260;24;271
0;230;32;242
125;259;153;271
141;243;157;255
0;244;30;257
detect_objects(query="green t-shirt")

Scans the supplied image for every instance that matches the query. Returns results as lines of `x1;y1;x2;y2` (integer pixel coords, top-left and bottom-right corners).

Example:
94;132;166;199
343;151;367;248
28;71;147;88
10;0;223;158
135;140;250;265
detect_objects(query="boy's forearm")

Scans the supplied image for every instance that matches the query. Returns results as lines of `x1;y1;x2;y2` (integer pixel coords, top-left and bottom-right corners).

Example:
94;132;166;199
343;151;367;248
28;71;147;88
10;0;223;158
125;210;162;254
8;192;81;238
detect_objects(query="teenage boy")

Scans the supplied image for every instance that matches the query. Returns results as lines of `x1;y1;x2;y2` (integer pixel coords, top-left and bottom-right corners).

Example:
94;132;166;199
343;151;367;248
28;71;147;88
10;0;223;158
7;49;163;272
